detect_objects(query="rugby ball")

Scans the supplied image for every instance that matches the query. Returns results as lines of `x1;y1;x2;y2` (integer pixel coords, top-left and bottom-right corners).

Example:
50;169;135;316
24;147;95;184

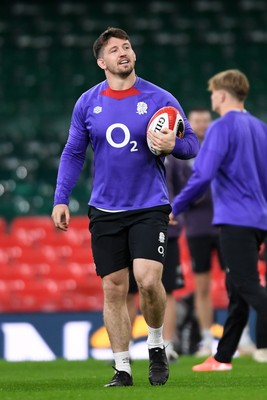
146;106;185;156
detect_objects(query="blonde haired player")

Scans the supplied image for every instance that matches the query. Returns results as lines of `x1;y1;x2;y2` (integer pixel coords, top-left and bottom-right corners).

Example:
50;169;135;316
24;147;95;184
170;69;267;371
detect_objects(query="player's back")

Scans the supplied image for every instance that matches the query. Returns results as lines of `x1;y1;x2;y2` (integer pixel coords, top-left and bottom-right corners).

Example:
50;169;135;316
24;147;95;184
211;110;267;229
222;110;267;195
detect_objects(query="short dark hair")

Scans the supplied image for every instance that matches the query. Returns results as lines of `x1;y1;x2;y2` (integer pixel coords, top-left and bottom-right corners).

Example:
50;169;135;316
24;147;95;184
93;27;131;59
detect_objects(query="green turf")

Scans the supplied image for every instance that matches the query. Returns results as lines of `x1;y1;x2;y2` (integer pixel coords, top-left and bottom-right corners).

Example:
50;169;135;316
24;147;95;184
0;356;267;400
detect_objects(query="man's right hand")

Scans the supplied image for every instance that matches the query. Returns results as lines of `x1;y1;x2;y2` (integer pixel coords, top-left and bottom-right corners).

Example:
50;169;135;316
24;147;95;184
51;204;70;231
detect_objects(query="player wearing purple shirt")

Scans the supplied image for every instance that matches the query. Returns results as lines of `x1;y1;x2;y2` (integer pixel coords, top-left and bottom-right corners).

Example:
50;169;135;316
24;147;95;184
170;69;267;371
54;76;197;211
51;27;199;387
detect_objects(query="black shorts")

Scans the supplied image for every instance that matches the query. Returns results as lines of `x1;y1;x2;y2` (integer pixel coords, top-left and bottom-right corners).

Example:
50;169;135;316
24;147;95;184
186;234;226;274
129;237;185;294
88;205;171;277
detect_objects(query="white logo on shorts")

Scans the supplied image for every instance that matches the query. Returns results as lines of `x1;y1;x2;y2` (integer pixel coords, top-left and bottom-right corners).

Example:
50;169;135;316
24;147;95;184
158;232;165;243
158;245;164;257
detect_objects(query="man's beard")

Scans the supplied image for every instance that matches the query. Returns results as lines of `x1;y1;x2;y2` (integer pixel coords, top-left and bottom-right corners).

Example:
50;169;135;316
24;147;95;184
108;64;134;78
117;66;134;78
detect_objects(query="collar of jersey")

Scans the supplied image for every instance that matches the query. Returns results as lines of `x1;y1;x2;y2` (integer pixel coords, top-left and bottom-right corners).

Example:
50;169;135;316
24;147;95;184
100;85;141;99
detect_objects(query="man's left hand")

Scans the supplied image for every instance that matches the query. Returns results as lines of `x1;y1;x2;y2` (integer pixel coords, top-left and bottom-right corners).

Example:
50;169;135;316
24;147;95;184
147;127;176;155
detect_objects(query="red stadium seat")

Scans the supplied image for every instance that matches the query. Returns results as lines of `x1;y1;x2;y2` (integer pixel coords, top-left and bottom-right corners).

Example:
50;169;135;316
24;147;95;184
12;247;56;264
0;262;34;280
58;293;103;311
27;262;51;278
0;248;10;264
11;216;57;247
0;237;24;264
258;259;266;286
174;232;195;300
8;278;61;312
0;217;7;234
38;232;73;246
0;216;101;312
63;216;91;247
64;246;94;264
0;280;12;312
66;262;96;276
11;216;55;230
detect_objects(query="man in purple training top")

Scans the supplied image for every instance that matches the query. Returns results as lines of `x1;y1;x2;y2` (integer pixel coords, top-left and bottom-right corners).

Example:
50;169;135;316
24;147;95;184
170;69;267;371
51;27;199;386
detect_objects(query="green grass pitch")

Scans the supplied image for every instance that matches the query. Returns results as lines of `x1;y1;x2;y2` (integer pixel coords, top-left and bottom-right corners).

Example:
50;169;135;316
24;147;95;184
0;356;267;400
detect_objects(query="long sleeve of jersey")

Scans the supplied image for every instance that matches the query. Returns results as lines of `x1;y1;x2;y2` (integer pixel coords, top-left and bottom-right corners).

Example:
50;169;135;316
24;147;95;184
53;126;89;205
171;120;226;216
171;118;200;159
171;147;221;215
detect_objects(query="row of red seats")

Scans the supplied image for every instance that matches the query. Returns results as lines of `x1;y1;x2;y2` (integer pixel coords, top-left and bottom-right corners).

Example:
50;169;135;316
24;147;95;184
1;215;91;247
0;216;103;312
0;281;103;313
0;262;103;313
0;215;93;266
0;261;96;279
0;216;231;313
3;216;265;314
0;245;94;265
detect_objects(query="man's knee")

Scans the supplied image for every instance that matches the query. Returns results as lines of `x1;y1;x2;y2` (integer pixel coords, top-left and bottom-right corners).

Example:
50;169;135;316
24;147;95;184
102;273;129;301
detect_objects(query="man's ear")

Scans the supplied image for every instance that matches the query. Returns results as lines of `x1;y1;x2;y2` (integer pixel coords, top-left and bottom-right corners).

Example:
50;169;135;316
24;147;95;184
97;58;106;70
221;90;227;102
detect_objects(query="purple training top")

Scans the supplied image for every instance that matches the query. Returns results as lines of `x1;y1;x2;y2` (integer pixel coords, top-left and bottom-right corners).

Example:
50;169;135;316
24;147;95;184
54;76;199;211
166;156;218;237
172;110;267;231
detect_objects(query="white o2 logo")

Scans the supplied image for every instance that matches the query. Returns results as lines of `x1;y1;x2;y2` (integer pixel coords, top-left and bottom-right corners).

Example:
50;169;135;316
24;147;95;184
158;246;165;257
106;123;138;152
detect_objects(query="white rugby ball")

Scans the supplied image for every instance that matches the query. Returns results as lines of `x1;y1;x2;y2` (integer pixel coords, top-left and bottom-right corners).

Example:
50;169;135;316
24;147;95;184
146;106;184;156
